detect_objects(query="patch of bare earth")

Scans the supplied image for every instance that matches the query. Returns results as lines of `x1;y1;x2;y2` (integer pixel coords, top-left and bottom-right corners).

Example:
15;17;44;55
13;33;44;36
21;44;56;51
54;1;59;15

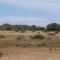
0;47;60;60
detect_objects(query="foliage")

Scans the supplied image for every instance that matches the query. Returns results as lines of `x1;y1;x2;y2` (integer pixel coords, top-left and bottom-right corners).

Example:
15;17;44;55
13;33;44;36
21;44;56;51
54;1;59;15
31;34;45;40
0;23;60;32
21;29;26;33
0;24;46;32
47;23;60;31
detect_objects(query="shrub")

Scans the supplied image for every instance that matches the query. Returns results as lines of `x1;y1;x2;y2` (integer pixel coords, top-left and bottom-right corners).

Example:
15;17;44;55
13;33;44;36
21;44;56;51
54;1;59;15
0;52;3;57
0;35;5;38
21;29;26;33
16;35;25;40
49;47;52;51
16;35;21;40
31;34;45;40
16;35;25;47
32;29;35;32
37;32;40;33
37;43;46;47
15;29;19;32
22;45;27;48
47;33;55;35
55;31;59;34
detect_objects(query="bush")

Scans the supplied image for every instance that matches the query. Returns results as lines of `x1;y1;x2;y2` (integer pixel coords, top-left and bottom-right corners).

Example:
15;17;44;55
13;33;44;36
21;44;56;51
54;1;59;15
16;35;21;40
55;31;59;34
47;33;55;35
16;35;25;47
16;35;25;40
37;43;46;47
15;29;19;32
32;29;35;32
31;34;45;40
0;35;5;38
21;29;26;33
37;32;40;33
0;52;3;57
49;47;52;51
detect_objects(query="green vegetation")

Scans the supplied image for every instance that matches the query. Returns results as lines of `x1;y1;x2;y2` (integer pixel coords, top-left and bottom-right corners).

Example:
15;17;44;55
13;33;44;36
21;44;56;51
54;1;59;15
0;23;60;32
0;23;60;33
36;43;46;47
21;29;26;33
47;33;55;35
31;34;45;40
0;24;46;32
47;23;60;31
0;23;60;48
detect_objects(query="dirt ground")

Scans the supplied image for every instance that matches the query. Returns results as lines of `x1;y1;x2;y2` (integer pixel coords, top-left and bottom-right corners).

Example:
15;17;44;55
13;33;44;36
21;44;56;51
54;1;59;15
0;47;60;60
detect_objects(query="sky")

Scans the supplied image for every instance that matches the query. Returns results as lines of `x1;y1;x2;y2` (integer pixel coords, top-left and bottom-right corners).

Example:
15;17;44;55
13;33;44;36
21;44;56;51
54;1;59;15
0;0;60;27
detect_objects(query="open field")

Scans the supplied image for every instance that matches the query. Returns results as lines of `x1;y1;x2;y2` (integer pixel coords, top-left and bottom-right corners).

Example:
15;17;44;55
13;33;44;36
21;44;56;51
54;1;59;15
0;31;60;47
0;31;60;60
0;31;47;48
0;47;60;60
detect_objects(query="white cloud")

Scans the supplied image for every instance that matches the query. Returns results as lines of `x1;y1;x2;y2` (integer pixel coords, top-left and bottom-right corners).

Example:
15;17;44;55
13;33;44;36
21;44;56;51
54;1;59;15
0;0;60;27
0;16;60;26
0;0;60;12
0;16;51;26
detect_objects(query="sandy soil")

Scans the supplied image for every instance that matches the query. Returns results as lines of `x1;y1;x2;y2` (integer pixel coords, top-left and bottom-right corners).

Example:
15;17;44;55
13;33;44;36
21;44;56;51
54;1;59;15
0;47;60;60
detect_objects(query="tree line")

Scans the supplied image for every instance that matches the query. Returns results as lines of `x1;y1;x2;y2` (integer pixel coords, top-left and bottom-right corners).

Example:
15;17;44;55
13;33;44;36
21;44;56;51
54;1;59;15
0;23;60;32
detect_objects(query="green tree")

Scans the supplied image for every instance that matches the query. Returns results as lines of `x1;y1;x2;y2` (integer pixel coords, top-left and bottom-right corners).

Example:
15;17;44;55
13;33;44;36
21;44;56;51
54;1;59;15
2;24;12;30
47;23;60;31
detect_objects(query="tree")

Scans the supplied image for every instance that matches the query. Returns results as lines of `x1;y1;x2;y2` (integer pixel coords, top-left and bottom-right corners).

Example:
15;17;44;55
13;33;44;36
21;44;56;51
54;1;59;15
47;23;60;31
2;24;12;30
40;27;46;31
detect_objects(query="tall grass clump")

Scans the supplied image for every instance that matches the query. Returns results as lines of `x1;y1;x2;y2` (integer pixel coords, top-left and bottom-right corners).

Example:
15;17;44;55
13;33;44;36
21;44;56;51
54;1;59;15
31;34;45;40
16;35;22;47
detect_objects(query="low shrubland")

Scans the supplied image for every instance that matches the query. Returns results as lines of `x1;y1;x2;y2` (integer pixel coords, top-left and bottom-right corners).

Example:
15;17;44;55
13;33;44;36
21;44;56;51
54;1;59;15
0;31;60;48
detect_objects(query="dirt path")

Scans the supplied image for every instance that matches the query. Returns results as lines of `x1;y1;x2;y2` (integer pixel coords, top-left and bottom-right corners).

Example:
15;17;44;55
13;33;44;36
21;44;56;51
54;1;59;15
0;48;60;60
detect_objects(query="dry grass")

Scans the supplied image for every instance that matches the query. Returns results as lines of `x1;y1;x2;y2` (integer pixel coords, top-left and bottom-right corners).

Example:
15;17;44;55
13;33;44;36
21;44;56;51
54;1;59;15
0;31;60;60
0;31;60;48
0;31;45;48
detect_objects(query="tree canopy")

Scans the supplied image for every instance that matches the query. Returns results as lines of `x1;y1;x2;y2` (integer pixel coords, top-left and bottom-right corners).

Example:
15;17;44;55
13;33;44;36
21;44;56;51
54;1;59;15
47;23;60;31
0;23;60;32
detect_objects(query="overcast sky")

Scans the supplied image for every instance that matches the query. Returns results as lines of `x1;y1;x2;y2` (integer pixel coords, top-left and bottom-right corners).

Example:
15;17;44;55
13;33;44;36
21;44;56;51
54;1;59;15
0;0;60;26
